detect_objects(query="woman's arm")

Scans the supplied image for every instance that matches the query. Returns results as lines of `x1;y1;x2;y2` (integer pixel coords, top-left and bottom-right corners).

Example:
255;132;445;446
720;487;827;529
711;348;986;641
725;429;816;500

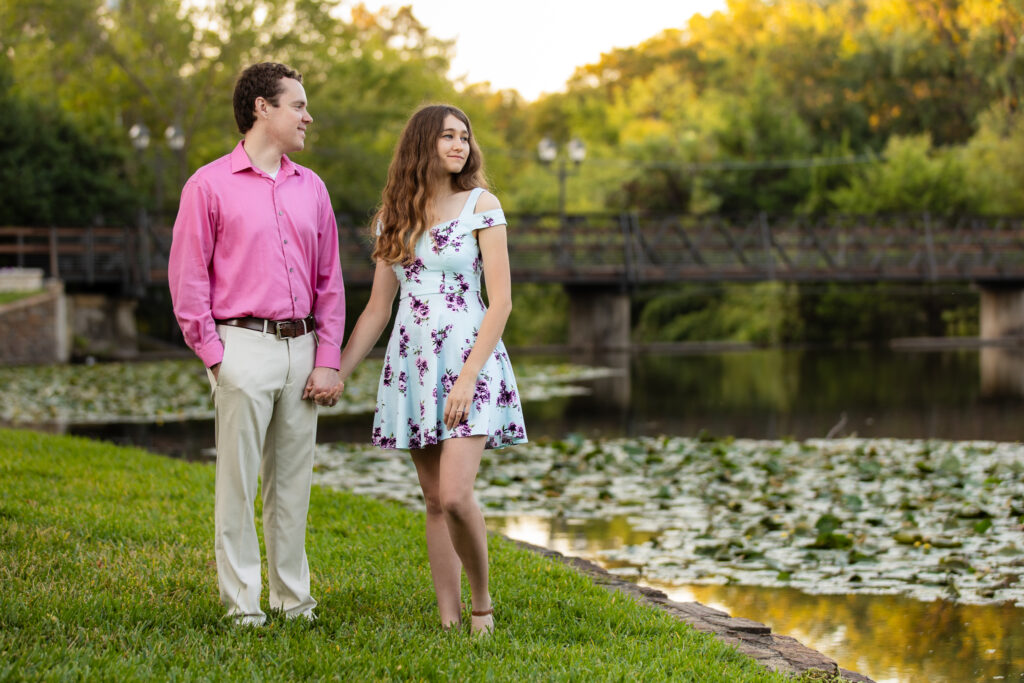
337;260;400;382
443;193;513;429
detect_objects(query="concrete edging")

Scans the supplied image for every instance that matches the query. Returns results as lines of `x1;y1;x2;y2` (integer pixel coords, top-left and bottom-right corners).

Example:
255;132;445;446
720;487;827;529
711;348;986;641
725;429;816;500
511;539;874;682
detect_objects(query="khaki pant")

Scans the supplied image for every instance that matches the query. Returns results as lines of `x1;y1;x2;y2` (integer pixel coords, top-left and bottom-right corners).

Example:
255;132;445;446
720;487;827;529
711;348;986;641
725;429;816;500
208;323;318;620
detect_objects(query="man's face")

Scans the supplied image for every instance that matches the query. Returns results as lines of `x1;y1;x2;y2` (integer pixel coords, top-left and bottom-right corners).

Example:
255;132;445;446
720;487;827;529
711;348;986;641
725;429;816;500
263;77;312;154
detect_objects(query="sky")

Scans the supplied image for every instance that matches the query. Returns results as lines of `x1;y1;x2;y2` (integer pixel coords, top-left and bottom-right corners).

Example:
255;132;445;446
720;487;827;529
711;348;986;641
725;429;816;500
356;0;728;100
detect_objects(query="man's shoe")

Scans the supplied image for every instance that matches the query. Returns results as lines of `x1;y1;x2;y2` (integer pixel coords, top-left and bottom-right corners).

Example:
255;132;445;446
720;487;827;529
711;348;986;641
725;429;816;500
231;614;266;627
286;609;317;623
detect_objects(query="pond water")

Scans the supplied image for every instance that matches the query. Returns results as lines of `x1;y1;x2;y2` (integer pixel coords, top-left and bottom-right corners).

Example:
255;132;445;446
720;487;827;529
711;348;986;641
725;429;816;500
488;513;1024;683
47;347;1024;682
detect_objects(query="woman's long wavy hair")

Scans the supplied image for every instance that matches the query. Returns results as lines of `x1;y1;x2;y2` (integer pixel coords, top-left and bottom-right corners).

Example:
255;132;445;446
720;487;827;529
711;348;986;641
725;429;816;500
372;105;488;265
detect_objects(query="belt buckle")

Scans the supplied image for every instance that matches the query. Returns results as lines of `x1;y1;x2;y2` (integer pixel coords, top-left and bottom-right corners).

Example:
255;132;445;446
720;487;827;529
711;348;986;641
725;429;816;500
274;320;287;339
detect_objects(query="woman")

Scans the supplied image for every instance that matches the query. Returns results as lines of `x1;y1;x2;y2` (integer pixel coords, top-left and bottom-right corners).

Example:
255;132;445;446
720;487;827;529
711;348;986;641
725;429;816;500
336;104;527;634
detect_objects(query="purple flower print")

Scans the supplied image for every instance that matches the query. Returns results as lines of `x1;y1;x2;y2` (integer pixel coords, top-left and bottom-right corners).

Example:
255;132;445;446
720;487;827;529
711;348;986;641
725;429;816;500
440;369;458;396
416;356;429;384
398;326;410;358
424;432;438;446
482;215;496;228
472;255;482;273
398;371;408;395
444;292;466;312
430;220;459;254
496;380;517;408
382;361;393;387
432;324;453;354
473;379;491;409
506;422;526;440
407;419;422;449
419;401;426;420
410;295;430;325
462;346;473;363
443;274;471;312
372;427;397;449
452;422;474;437
402;258;425;284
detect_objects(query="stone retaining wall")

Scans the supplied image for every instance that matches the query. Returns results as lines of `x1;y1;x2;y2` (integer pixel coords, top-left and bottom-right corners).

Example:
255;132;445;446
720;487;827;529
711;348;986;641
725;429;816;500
513;539;875;682
0;280;68;365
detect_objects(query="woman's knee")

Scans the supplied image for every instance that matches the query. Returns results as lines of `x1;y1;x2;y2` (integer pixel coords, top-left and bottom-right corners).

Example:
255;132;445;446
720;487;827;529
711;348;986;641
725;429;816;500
440;489;476;520
422;492;444;516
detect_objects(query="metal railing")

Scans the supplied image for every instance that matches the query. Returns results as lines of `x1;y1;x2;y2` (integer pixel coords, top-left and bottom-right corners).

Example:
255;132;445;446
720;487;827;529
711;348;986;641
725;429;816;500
4;213;1024;292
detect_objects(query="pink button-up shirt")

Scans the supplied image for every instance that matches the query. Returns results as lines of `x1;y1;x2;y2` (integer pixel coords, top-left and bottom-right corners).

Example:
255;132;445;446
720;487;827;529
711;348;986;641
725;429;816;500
168;141;345;369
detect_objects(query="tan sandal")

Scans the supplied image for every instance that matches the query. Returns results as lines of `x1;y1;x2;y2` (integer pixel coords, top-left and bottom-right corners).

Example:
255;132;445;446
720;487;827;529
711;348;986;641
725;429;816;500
470;607;494;635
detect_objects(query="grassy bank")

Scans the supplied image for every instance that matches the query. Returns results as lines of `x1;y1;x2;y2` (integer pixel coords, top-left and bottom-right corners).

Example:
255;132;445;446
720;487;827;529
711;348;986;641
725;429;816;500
0;429;820;681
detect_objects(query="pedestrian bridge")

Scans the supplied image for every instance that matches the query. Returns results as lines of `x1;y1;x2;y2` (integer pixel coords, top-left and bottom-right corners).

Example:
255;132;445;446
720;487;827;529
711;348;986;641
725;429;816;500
5;213;1024;349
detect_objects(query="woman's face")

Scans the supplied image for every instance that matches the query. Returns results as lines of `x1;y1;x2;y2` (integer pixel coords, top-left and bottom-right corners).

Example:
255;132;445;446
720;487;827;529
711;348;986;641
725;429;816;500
436;113;470;175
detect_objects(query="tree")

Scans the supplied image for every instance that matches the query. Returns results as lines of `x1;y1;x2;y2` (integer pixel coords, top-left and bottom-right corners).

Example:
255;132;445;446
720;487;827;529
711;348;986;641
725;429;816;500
0;0;458;218
0;59;133;226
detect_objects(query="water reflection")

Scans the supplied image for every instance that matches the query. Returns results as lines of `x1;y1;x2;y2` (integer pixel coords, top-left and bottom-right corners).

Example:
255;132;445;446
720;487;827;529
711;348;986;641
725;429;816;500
980;348;1024;399
490;515;1024;683
658;584;1024;683
527;348;1024;442
60;348;1024;458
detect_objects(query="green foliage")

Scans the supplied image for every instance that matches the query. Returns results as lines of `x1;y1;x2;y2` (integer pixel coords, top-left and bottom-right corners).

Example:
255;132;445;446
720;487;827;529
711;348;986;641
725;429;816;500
501;283;569;347
962;106;1024;215
5;0;1024;221
830;135;978;214
635;282;803;345
0;0;458;219
0;429;796;682
634;281;978;345
0;60;133;226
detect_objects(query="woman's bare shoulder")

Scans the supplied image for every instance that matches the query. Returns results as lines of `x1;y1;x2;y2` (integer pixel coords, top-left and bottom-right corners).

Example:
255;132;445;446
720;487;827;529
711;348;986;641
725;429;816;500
474;190;502;213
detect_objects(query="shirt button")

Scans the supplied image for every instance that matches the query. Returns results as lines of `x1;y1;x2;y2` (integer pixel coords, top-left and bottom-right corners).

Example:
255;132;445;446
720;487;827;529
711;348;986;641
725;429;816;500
278;211;283;216
294;296;298;301
289;268;294;273
283;239;288;244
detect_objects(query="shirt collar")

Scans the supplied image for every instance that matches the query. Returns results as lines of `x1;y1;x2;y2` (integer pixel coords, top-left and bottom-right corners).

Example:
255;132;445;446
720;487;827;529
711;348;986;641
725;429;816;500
230;140;301;177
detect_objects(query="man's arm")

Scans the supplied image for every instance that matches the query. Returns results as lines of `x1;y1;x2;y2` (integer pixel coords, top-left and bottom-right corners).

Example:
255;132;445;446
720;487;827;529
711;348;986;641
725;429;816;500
168;179;223;369
303;179;345;404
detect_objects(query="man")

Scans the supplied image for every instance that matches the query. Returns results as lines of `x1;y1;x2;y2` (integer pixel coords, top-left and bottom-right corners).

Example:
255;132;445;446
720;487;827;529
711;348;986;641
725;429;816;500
168;62;344;626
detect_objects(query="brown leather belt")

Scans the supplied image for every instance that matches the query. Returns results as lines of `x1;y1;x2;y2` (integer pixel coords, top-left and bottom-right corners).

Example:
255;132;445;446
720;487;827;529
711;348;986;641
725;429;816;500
216;315;315;339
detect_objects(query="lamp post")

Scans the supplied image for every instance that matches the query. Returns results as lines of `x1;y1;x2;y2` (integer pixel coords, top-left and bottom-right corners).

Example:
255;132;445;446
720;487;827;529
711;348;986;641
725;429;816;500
164;124;186;211
538;137;585;269
129;122;186;290
129;124;151;291
537;136;586;226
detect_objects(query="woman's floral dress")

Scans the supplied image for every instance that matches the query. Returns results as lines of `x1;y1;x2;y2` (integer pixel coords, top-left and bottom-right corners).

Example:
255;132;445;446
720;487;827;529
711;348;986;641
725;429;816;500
372;187;528;450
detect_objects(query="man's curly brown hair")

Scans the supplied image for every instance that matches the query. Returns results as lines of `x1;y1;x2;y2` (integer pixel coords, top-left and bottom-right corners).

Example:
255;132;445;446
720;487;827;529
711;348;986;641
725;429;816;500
232;62;302;134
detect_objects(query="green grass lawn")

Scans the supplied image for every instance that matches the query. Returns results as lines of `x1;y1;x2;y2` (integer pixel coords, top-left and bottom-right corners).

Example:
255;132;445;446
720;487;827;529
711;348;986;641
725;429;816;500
0;429;820;681
0;290;43;306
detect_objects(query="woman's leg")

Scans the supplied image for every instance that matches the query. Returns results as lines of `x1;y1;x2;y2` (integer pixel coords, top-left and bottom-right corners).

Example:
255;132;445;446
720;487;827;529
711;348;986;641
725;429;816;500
437;435;493;633
411;443;463;627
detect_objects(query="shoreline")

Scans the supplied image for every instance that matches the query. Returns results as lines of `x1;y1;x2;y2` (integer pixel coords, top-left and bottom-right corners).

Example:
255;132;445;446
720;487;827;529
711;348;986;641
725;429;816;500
512;538;875;682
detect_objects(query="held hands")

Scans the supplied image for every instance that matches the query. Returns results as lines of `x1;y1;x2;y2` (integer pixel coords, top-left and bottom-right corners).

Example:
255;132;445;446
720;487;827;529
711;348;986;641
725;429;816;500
304;367;344;407
443;373;476;430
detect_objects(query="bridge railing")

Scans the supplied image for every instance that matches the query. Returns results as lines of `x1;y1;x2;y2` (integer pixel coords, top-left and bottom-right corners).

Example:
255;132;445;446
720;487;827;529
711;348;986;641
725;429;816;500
626;214;1024;283
0;226;138;288
5;214;1024;291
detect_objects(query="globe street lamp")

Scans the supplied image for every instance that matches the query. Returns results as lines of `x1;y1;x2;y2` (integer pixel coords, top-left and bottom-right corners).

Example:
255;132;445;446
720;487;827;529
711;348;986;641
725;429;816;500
537;136;586;226
129;123;151;151
129;121;186;290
